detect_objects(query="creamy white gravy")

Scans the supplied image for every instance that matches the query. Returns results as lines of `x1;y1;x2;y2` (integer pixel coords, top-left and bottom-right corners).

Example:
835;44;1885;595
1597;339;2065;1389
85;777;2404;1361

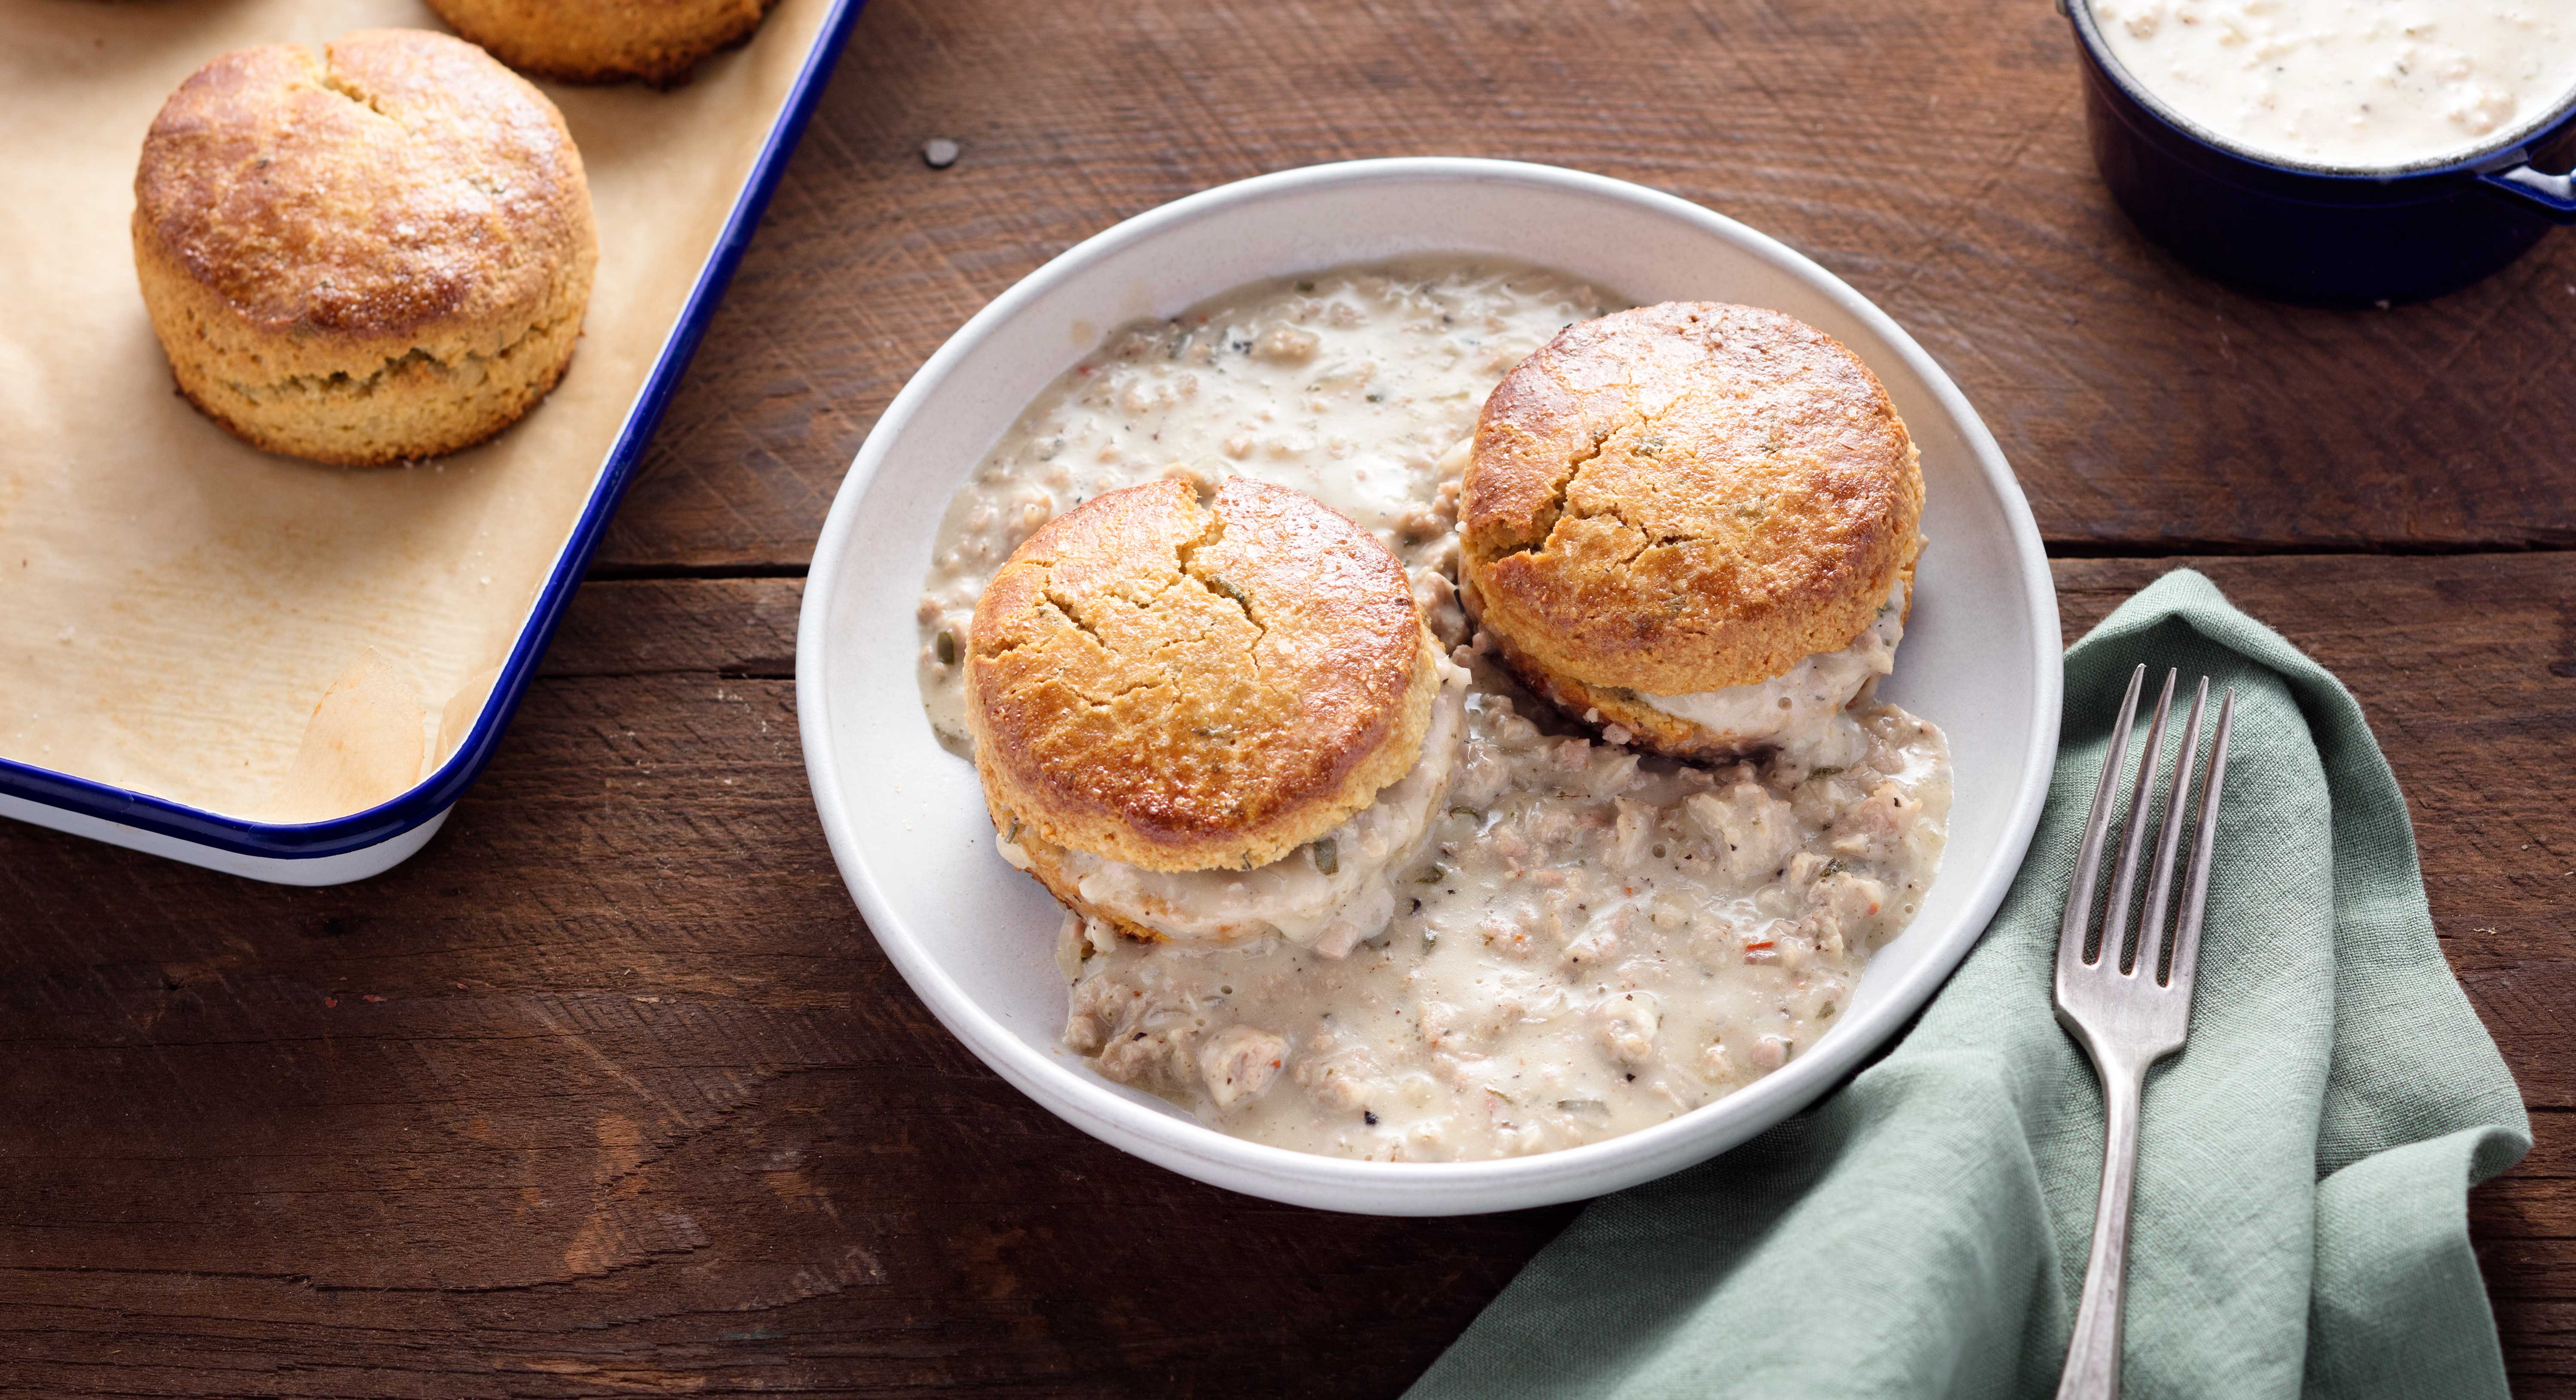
1062;682;1950;1160
917;259;1954;1161
915;261;1616;749
1641;576;1908;767
1005;661;1472;959
2091;0;2576;169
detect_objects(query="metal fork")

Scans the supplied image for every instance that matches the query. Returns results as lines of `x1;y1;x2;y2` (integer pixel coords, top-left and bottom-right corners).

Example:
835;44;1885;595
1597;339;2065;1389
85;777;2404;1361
2052;664;2236;1400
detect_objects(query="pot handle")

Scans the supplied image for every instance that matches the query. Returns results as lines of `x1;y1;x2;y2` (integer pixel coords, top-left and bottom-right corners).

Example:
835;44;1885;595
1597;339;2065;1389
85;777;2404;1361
2479;164;2576;224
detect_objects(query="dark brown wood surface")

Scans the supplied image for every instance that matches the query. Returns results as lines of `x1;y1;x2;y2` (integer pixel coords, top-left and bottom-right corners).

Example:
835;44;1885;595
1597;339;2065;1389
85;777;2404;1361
6;0;2573;1394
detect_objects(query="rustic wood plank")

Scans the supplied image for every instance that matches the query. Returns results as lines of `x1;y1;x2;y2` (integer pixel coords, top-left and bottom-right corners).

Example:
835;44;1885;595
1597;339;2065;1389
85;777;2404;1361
2480;1108;2576;1388
0;577;1570;1399
598;0;2576;573
2;554;2569;1394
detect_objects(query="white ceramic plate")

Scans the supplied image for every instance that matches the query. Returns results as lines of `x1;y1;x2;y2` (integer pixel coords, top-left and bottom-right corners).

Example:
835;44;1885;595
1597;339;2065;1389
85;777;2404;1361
798;158;2061;1216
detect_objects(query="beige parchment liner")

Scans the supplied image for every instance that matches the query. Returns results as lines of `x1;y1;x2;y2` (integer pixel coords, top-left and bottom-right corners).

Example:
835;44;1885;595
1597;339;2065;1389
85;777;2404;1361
0;0;833;824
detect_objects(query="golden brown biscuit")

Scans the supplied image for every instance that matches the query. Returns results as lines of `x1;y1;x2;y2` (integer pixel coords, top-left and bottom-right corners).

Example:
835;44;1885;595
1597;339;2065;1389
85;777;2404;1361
1009;833;1169;945
1464;564;1914;762
1458;302;1923;747
133;30;597;466
967;475;1442;876
423;0;778;86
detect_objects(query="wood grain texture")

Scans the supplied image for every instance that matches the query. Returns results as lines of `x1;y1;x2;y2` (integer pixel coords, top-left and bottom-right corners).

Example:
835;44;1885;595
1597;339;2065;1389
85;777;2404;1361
0;577;1568;1399
3;556;2570;1395
10;0;2576;1392
597;0;2576;574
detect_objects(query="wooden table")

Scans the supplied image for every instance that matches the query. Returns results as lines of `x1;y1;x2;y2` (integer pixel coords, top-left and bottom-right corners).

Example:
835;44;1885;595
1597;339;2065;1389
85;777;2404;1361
7;2;2571;1393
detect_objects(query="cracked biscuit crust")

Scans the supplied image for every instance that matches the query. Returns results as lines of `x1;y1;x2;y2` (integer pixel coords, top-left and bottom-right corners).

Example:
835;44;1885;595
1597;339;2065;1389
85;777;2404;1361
133;30;597;465
967;476;1440;875
1459;302;1922;697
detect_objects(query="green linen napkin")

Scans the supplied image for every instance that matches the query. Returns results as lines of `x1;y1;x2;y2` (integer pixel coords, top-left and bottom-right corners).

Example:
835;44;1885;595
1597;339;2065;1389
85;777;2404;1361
1409;569;2530;1400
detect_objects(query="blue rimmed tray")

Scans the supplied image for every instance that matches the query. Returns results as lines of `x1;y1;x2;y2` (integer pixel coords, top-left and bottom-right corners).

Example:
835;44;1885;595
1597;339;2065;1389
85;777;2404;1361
0;0;868;884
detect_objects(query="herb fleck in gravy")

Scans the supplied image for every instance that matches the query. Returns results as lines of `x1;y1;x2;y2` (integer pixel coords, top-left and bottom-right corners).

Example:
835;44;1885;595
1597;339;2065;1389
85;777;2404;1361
918;260;1952;1161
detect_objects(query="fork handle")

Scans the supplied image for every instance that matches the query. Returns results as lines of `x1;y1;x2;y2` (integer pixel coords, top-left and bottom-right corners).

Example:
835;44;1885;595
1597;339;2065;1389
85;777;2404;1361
2056;1053;2149;1400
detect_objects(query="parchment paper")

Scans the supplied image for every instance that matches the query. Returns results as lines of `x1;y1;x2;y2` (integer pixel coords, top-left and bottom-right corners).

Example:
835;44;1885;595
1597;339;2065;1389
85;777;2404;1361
0;0;832;822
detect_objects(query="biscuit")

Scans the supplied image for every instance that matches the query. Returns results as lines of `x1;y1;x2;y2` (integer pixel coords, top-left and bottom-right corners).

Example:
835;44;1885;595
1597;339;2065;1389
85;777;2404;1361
423;0;779;86
133;30;597;466
1010;834;1173;945
1467;565;1914;762
967;476;1442;875
1458;302;1922;745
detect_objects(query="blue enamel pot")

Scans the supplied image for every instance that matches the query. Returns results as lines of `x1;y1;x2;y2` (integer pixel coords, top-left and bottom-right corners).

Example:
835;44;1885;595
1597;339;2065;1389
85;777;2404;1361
2066;0;2576;305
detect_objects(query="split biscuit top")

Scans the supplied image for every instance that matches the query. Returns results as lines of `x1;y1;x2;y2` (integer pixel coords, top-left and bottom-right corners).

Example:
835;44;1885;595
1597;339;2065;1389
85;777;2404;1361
132;30;596;465
967;475;1442;875
1459;302;1923;701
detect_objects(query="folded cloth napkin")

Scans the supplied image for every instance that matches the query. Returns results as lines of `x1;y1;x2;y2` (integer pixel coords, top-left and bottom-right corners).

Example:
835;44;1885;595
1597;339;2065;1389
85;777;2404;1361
1409;569;2530;1400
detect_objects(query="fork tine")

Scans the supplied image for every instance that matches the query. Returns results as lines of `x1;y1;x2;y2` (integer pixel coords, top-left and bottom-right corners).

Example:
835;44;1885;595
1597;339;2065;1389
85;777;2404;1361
2165;688;2235;1003
2133;677;2209;986
2060;664;2148;969
2098;670;2177;974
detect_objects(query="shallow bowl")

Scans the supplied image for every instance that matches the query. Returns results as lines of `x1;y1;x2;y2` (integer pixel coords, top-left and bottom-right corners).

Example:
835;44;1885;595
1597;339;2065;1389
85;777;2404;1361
797;158;2061;1215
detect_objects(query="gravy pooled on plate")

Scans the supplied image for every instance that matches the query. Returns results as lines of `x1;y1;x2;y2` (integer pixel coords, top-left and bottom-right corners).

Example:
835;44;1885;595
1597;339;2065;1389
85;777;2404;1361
917;260;1953;1161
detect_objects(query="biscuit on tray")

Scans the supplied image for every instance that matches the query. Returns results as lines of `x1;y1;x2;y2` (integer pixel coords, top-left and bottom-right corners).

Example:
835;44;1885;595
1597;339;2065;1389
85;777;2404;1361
424;0;781;87
132;29;598;467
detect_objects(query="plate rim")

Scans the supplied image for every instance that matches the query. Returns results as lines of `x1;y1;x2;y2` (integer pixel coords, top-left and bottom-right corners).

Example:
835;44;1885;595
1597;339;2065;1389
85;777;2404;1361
797;156;2063;1214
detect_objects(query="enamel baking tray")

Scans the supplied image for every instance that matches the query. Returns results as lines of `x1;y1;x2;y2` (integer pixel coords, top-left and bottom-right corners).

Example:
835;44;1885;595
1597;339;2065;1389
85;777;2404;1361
0;0;866;885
